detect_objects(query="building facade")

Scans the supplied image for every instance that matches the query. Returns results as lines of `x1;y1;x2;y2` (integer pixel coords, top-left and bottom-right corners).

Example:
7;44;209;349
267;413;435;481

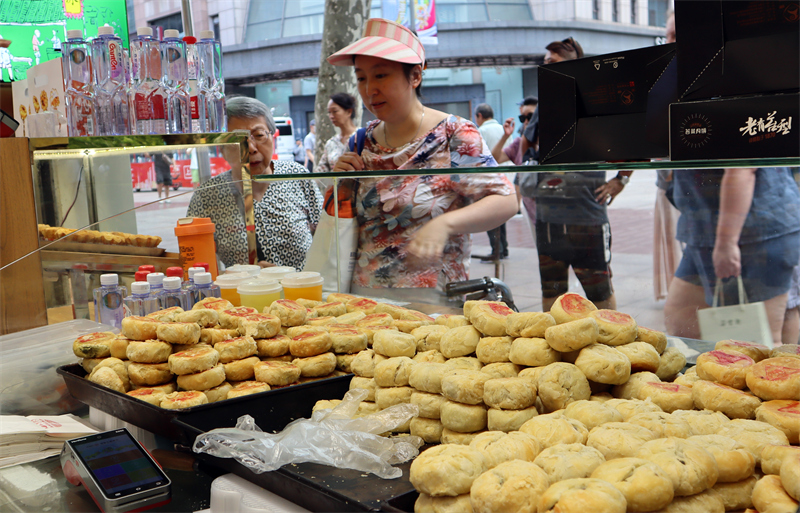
129;0;669;141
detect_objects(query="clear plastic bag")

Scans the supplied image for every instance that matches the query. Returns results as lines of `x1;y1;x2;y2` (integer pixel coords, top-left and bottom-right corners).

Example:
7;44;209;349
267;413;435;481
192;389;423;479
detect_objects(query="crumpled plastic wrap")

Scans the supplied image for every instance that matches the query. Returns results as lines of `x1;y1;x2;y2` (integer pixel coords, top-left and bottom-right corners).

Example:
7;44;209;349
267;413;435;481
192;389;423;479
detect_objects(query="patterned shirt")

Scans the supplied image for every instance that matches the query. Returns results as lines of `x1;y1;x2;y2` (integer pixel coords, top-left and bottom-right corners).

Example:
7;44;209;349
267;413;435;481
186;160;323;270
316;134;350;174
352;115;513;289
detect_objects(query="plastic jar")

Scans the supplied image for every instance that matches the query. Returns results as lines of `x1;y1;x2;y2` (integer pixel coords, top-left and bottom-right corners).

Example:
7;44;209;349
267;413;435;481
281;272;324;302
226;264;262;278
174;217;219;279
260;266;298;298
237;279;281;312
214;272;249;307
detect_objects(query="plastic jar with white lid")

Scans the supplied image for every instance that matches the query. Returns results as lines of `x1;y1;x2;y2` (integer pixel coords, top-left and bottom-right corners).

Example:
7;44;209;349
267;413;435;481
260;266;300;298
214;272;250;307
280;272;324;302
225;264;261;277
237;279;281;312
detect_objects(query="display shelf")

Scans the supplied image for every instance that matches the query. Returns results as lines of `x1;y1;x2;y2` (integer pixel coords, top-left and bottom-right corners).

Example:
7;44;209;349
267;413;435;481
251;157;800;181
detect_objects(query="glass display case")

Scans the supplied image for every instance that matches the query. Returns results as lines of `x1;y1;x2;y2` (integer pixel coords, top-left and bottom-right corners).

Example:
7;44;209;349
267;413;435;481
1;132;797;339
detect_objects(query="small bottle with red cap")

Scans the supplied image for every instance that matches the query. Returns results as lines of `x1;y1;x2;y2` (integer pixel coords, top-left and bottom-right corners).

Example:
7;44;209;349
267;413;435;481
134;270;151;282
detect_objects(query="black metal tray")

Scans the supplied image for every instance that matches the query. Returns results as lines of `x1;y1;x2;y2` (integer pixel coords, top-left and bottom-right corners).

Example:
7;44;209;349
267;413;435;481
57;363;353;446
174;406;418;512
380;490;417;512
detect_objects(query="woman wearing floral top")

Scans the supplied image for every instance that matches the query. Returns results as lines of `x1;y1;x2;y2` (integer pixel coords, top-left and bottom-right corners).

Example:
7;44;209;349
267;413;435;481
315;92;359;174
328;19;516;294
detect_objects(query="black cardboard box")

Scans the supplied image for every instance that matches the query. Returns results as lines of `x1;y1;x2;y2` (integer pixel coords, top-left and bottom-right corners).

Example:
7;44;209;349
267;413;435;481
538;43;676;164
670;93;800;161
676;0;800;101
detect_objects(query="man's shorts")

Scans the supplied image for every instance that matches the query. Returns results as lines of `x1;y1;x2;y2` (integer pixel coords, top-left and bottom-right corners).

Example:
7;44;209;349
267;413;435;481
536;221;614;302
155;164;173;186
675;231;800;306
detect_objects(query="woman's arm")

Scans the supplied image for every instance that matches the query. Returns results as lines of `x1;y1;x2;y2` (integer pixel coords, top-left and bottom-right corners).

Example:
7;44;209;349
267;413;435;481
713;168;757;279
491;118;515;164
407;193;518;260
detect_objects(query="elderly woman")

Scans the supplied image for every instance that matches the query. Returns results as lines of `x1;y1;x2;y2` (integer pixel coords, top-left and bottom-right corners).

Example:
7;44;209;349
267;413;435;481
329;19;517;300
187;96;323;270
316;92;359;174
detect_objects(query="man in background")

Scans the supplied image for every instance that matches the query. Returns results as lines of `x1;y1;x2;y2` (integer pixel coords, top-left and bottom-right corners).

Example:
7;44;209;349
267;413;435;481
474;103;512;261
304;120;316;172
293;139;305;165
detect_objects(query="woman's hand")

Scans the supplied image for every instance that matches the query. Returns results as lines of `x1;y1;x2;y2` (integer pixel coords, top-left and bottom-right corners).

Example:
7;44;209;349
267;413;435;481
258;260;276;268
332;152;365;172
712;239;741;279
405;216;451;270
594;178;625;205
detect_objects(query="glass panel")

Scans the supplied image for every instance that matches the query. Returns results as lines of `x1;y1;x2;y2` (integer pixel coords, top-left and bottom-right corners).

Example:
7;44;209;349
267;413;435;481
437;4;489;23
282;14;324;38
248;0;284;23
283;0;325;18
244;20;283;43
487;4;534;21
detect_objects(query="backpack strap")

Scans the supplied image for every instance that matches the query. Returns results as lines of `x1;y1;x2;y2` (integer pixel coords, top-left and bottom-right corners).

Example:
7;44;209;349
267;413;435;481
348;127;368;155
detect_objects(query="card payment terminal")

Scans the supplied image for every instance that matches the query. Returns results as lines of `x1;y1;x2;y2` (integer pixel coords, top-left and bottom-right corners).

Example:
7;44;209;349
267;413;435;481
61;428;171;513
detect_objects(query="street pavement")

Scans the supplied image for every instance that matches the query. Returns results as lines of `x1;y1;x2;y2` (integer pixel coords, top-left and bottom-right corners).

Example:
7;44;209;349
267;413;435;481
134;170;668;329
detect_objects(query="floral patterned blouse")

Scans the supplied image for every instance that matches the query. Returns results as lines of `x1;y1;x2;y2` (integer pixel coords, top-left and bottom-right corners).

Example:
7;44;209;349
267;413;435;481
316;133;351;174
352;115;514;289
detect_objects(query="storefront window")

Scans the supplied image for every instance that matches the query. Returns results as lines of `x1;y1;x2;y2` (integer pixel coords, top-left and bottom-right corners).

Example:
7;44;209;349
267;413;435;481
244;0;284;43
437;0;488;23
487;0;533;21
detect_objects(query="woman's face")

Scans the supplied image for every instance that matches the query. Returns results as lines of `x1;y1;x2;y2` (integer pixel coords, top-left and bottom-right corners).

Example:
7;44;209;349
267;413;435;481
227;116;275;176
354;55;420;123
327;99;352;128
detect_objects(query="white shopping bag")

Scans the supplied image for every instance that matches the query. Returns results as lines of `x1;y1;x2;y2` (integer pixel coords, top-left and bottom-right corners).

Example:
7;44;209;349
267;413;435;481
697;277;774;348
303;210;358;294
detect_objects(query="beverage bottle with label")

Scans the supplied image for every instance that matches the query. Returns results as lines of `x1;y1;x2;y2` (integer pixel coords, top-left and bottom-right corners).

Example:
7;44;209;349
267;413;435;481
123;281;160;317
91;25;129;136
183;36;202;133
196;30;226;132
146;271;165;308
93;274;127;328
62;30;96;136
161;29;191;134
161;277;190;310
129;27;165;134
194;272;221;300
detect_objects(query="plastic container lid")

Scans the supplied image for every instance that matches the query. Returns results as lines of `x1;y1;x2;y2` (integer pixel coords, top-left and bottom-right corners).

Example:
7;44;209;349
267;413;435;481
195;272;212;285
136;27;153;37
226;264;261;277
67;30;83;39
164;29;180;39
260;266;298;281
100;273;118;286
166;266;184;278
97;26;114;36
138;265;156;272
199;30;215;39
237;279;281;295
163;277;182;290
194;262;210;272
175;217;216;236
146;272;165;287
281;272;324;288
188;267;204;280
214;273;249;289
134;270;151;282
131;282;150;295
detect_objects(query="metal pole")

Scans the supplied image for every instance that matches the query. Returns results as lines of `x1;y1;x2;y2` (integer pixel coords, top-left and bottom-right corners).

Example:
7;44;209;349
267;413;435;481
181;0;195;37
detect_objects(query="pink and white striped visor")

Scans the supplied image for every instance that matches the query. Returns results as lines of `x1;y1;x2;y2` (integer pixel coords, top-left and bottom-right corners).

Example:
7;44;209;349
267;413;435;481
327;18;425;67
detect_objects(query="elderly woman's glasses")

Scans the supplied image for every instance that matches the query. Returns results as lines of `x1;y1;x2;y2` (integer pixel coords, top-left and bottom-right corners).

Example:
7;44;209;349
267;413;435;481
249;129;270;143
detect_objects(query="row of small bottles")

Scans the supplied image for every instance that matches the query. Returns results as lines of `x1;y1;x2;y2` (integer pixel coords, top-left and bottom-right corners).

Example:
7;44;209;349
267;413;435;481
62;26;226;137
93;263;222;329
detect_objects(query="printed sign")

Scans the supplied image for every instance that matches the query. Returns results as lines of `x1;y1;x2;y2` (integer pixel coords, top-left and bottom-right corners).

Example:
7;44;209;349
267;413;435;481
0;0;129;81
382;0;438;45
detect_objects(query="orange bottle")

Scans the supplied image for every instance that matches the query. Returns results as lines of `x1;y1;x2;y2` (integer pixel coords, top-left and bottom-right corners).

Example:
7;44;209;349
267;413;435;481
174;217;219;279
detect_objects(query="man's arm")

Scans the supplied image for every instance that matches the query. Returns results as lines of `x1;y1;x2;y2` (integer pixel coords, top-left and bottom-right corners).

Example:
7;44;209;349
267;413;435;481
713;168;757;279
